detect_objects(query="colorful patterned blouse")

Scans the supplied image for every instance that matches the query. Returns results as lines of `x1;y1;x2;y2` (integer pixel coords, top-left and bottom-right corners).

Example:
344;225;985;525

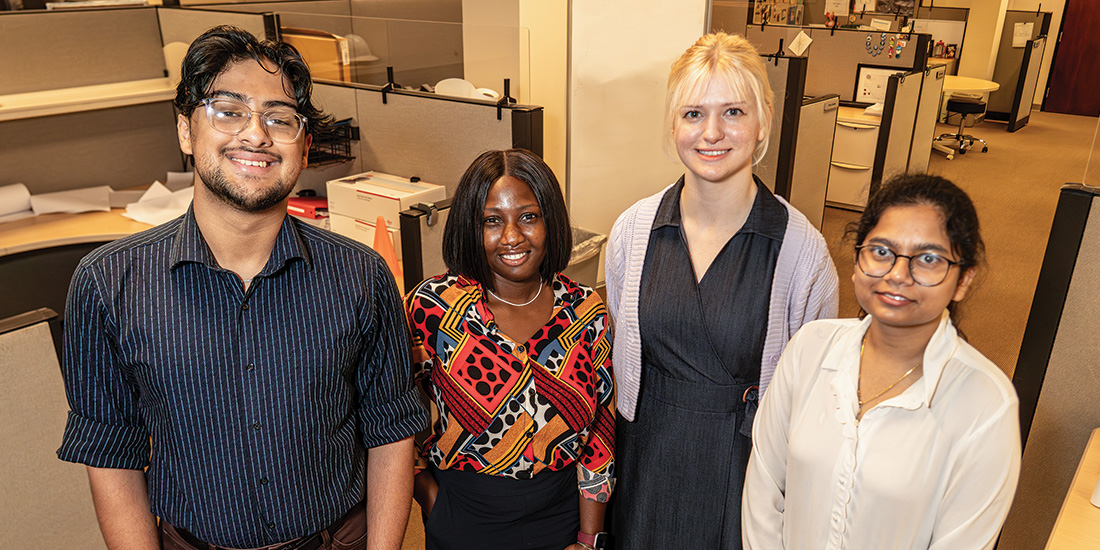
406;272;615;502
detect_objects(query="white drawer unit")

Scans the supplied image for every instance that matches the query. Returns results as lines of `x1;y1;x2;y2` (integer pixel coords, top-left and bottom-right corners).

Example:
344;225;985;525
826;108;881;210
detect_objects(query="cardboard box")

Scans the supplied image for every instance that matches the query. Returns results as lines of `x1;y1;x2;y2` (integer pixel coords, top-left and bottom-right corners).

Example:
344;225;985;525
326;171;446;231
330;212;402;260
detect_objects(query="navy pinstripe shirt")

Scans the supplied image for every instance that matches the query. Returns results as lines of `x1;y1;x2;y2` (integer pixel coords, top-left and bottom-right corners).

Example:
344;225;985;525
57;208;427;547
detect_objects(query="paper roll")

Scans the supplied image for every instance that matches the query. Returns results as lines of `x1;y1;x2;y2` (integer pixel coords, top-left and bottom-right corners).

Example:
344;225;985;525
0;183;32;217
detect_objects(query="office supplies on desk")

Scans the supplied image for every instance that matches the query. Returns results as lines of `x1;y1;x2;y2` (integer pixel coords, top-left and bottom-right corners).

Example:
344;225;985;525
0;184;33;223
30;186;110;216
123;182;192;226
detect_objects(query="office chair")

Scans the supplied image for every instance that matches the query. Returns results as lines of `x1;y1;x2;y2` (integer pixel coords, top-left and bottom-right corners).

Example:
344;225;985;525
934;95;989;155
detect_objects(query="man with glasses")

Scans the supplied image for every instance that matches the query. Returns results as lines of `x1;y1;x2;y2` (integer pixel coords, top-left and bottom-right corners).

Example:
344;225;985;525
57;26;426;550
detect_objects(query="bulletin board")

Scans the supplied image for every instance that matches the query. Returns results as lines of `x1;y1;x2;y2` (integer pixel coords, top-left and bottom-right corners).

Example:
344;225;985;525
854;64;899;104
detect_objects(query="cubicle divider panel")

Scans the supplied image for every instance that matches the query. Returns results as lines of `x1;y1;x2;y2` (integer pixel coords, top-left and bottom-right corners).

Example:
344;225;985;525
351;89;539;194
749;26;928;101
0;102;184;193
789;94;838;230
190;0;354;37
1;320;105;550
907;64;946;173
757;55;797;195
988;11;1048;117
158;7;271;47
770;56;808;199
1008;37;1045;132
873;70;921;189
0;8;166;95
1001;185;1100;550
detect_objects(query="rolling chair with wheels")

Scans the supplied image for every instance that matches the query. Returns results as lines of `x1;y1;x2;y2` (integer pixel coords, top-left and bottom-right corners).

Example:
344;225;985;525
934;96;989;155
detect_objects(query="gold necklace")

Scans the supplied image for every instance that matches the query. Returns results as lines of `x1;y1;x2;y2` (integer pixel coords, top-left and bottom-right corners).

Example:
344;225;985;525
858;339;921;407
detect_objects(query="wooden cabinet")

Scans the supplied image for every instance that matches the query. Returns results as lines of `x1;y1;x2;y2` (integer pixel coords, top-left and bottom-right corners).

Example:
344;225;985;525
826;107;881;210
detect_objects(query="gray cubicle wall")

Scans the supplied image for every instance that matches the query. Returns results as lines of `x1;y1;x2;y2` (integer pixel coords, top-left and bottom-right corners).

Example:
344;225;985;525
0;8;183;193
758;55;807;198
907;64;946;174
158;6;272;44
746;25;929;102
873;68;923;188
1000;184;1100;549
987;10;1050;132
0;8;166;95
302;82;540;196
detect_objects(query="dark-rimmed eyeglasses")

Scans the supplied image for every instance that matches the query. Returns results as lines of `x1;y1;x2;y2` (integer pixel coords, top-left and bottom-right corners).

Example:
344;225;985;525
855;244;959;287
200;98;306;144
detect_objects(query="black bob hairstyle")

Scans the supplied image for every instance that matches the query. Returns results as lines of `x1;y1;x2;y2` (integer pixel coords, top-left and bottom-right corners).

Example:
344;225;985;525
845;173;984;321
442;149;572;292
174;25;333;139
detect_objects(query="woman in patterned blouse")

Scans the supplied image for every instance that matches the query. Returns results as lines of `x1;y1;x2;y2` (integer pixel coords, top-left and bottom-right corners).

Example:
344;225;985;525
405;149;615;550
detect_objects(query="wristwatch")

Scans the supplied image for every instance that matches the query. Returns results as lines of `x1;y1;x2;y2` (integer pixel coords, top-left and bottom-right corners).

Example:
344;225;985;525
577;530;609;549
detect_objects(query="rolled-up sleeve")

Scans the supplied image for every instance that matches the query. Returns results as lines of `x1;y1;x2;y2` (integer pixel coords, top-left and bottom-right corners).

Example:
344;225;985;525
355;260;428;448
57;263;150;469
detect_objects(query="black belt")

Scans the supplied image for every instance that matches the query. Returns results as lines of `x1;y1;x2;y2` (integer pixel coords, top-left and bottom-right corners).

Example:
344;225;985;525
175;509;353;550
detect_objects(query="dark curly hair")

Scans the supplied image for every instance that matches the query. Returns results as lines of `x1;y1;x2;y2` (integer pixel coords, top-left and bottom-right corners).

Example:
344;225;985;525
174;25;332;138
442;149;572;292
846;173;984;323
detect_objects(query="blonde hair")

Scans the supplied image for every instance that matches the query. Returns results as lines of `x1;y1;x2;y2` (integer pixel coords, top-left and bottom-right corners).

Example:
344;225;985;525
665;32;774;164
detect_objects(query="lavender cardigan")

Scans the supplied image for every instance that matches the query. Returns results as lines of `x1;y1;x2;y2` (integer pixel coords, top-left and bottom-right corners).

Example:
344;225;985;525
605;183;839;421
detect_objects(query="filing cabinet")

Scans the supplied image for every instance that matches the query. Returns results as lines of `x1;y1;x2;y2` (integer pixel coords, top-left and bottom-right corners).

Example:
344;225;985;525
826;107;881;211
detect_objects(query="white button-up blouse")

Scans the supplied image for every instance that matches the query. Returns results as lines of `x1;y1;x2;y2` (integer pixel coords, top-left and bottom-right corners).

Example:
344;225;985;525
742;313;1021;550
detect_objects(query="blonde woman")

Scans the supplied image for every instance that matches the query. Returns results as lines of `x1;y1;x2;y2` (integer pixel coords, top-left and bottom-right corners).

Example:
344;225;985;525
604;32;838;548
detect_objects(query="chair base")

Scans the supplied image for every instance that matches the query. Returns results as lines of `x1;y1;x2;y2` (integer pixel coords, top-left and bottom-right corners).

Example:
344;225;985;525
934;133;989;155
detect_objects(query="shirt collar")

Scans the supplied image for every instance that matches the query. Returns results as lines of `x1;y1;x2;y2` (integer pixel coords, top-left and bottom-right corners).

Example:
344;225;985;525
170;205;311;275
831;312;960;411
651;174;787;242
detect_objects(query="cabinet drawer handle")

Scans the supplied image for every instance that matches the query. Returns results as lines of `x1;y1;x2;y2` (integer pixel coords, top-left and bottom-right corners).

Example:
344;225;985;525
837;121;877;130
831;161;871;171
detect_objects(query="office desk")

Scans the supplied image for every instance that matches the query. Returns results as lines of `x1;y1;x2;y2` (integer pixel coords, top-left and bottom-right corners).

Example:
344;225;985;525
1046;428;1100;549
0;209;146;258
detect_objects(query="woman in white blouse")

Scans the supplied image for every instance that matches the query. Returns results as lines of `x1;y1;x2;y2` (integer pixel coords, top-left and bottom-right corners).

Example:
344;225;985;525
742;174;1021;550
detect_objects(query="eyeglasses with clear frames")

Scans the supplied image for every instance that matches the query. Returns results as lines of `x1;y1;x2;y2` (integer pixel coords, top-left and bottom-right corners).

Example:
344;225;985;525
200;98;306;144
855;244;959;287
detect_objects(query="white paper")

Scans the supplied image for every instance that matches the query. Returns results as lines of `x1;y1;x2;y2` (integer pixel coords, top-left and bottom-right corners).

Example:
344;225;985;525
870;18;893;31
1013;22;1034;48
853;0;874;13
138;181;174;202
824;0;849;17
30;186;111;215
123;186;193;226
109;189;146;209
789;31;813;56
0;210;35;224
165;171;195;192
0;183;32;217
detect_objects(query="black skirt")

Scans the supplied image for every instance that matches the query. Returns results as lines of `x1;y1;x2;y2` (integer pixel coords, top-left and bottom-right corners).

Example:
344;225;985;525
424;464;578;550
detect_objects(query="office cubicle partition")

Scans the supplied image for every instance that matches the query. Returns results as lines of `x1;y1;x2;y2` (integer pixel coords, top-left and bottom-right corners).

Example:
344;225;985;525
987;11;1051;132
1000;184;1100;549
758;54;807;198
907;64;946;173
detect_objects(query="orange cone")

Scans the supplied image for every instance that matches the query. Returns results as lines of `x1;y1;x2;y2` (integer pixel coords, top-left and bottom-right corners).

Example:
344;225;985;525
373;216;403;294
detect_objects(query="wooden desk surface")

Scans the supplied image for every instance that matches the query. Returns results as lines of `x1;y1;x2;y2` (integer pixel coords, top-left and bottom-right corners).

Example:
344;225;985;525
837;105;882;126
1046;428;1100;549
0;209;149;258
943;75;1000;94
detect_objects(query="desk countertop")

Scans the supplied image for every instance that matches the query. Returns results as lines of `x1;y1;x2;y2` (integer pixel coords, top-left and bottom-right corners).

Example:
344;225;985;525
837;106;882;126
0;209;148;258
1046;428;1100;549
943;75;1000;94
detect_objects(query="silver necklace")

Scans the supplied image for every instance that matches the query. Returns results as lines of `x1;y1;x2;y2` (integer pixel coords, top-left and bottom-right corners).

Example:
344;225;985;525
488;283;543;307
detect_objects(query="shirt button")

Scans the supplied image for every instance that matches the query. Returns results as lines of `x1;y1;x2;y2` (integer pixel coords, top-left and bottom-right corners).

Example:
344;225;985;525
246;363;255;371
241;303;250;311
260;477;269;485
252;422;261;430
266;522;275;529
516;345;524;352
